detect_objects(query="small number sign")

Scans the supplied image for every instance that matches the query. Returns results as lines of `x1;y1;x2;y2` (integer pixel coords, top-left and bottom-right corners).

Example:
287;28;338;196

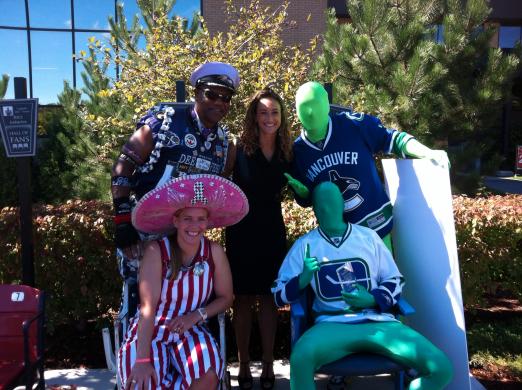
11;292;25;301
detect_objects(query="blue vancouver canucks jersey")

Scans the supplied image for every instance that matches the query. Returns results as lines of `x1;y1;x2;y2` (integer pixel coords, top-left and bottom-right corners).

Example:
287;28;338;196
291;112;414;239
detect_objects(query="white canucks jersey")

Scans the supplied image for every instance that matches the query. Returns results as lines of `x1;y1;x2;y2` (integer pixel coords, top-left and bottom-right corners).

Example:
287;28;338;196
291;112;414;238
272;224;404;324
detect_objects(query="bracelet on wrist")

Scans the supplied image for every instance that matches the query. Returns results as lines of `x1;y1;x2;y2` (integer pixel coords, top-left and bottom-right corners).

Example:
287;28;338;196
197;307;207;320
134;358;151;364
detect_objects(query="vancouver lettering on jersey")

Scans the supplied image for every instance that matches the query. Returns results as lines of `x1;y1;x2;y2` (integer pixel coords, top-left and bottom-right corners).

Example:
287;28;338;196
305;152;358;182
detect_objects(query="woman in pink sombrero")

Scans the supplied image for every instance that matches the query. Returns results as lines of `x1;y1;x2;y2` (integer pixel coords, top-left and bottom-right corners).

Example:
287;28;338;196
118;174;248;390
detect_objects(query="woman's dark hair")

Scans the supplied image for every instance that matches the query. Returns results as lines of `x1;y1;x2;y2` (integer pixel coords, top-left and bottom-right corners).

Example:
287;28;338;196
240;87;293;162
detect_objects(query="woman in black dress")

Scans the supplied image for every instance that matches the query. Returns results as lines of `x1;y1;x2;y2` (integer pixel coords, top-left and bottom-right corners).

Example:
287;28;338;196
223;87;293;390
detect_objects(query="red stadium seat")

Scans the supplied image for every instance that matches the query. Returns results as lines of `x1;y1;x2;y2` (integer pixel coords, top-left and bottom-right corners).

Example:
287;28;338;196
0;285;46;390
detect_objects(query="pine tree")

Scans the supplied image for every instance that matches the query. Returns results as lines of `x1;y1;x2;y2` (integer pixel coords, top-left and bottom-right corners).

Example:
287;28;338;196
56;79;114;201
317;0;522;145
0;74;9;99
53;0;200;200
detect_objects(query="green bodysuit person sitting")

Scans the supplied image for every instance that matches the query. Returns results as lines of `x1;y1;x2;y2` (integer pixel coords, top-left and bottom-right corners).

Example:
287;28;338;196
272;182;453;390
286;82;450;253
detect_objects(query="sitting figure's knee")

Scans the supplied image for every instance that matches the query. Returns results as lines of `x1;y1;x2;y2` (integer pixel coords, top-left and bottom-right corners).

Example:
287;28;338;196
189;368;219;390
430;351;454;387
290;339;315;369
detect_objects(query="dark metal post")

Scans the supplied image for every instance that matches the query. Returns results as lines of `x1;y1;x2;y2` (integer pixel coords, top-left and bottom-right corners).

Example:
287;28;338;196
71;0;76;88
23;0;33;98
14;77;35;287
324;83;333;104
176;80;185;103
502;101;512;171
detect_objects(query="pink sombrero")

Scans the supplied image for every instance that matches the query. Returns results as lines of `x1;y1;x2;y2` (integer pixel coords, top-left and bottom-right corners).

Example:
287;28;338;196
132;174;249;235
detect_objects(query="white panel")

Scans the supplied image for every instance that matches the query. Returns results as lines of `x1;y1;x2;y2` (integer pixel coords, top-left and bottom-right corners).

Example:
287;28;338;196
382;159;470;390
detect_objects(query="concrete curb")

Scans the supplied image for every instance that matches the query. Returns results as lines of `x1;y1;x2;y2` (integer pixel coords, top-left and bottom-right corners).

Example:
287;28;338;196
37;362;487;390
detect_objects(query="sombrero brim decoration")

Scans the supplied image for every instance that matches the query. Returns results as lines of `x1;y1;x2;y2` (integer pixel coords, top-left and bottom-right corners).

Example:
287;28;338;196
132;174;249;235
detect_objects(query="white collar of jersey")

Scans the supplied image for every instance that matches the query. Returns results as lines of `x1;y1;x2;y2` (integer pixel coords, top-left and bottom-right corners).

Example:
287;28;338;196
318;223;352;248
301;117;332;151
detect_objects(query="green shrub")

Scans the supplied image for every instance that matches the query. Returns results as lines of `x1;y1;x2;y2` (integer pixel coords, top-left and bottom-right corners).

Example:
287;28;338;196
0;194;519;330
282;200;317;249
0;201;119;331
453;194;522;310
0;151;19;207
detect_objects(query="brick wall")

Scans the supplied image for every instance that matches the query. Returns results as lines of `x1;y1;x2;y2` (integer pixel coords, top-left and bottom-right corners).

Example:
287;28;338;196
202;0;328;49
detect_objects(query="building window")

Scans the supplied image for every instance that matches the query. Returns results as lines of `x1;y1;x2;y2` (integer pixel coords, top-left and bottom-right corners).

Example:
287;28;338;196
425;24;444;43
499;26;521;49
435;24;444;43
31;31;73;104
0;0;199;103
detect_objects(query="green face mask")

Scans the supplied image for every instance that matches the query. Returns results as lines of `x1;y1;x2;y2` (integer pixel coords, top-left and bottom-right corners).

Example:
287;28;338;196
312;182;347;237
296;82;330;142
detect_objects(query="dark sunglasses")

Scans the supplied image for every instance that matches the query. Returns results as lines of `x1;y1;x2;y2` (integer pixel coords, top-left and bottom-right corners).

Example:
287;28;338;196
198;88;233;103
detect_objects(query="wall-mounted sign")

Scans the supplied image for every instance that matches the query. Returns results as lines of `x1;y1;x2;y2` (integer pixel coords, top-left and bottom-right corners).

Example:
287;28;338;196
0;98;39;157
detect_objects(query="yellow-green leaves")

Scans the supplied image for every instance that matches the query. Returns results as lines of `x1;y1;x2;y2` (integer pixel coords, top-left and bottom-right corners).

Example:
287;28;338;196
77;0;318;159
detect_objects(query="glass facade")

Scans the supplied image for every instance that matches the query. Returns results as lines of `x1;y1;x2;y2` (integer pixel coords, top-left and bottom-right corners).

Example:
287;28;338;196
499;26;522;49
0;0;200;104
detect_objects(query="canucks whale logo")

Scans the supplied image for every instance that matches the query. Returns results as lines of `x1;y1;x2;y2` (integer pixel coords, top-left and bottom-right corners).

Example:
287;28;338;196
328;170;363;211
329;170;360;193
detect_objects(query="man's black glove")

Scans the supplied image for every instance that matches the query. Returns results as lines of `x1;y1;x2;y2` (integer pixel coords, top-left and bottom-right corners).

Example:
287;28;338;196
115;221;141;250
113;196;140;252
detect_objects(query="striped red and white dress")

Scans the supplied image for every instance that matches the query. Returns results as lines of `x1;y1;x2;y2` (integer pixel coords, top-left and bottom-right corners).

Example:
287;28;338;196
118;236;224;390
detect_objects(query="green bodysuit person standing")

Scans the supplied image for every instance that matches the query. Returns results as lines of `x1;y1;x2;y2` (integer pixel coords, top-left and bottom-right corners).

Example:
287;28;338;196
286;82;450;253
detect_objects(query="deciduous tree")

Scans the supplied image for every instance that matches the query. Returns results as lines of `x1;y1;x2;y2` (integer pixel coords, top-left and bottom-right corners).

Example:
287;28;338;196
75;0;320;160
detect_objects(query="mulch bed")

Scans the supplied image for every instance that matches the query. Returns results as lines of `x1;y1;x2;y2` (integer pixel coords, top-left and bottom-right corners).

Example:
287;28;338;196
45;294;521;389
465;290;522;390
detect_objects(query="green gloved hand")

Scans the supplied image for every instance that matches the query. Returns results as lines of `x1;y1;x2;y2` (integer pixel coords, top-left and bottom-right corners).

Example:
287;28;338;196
341;284;377;309
403;139;451;169
285;173;310;200
425;149;451;168
299;243;320;292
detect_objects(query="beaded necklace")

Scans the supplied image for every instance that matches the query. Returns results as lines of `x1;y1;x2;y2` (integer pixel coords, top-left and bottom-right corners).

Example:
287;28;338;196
137;106;227;174
137;107;175;173
191;109;217;150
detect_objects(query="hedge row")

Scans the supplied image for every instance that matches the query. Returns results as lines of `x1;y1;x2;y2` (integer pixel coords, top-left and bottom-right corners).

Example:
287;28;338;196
0;195;520;327
0;201;119;331
453;194;522;309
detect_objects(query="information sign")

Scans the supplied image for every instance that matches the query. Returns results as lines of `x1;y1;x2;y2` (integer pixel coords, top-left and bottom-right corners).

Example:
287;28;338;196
0;99;39;157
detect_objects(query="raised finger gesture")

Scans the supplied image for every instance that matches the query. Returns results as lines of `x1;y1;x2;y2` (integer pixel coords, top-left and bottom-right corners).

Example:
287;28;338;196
299;243;320;291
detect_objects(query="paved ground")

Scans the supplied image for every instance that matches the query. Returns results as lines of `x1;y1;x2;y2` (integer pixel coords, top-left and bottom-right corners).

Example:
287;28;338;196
483;176;522;195
37;361;487;390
